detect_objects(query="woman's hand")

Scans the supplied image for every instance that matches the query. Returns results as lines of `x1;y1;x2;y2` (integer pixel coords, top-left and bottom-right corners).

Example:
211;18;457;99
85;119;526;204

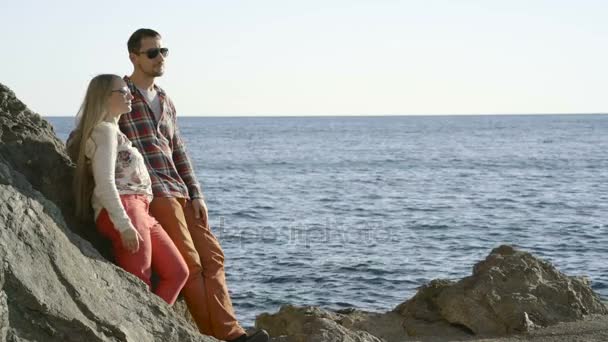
120;227;143;253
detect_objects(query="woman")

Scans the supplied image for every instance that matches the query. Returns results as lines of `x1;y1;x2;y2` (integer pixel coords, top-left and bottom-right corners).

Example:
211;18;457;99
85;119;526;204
67;74;188;305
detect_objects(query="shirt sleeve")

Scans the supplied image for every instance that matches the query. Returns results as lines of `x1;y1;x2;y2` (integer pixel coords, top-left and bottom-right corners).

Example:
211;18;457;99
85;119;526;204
169;104;204;199
89;123;136;233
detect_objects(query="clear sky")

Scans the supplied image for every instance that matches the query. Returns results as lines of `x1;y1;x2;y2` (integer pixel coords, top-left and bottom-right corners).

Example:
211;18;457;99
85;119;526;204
1;0;607;116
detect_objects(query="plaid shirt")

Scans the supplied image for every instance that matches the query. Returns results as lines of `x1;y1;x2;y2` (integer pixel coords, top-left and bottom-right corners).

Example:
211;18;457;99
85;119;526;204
118;76;203;200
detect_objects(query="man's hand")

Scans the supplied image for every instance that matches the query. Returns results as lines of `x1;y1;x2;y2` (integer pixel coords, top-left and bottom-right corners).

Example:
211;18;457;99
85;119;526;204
191;198;209;228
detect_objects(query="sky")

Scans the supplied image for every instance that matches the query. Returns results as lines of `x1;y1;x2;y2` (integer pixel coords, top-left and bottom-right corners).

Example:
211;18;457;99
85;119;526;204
1;0;607;116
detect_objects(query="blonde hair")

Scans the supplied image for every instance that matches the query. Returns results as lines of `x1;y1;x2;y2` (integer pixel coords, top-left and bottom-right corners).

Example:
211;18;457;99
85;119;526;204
67;74;123;220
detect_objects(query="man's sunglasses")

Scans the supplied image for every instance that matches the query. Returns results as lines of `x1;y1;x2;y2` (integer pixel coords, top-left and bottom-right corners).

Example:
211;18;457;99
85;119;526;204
136;47;169;59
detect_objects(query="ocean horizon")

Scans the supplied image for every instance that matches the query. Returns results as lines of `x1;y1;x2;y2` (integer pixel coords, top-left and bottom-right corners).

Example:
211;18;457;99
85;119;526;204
43;113;608;118
46;114;608;326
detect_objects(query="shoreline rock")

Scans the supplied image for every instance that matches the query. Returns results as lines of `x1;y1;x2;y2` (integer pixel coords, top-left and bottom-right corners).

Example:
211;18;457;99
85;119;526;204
255;245;607;341
396;245;607;336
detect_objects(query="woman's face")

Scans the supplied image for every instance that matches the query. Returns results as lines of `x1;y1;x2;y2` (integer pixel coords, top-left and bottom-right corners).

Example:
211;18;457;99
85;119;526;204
107;80;133;118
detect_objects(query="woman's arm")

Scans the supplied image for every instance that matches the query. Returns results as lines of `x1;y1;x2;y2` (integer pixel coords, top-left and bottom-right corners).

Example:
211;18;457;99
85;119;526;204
89;122;135;233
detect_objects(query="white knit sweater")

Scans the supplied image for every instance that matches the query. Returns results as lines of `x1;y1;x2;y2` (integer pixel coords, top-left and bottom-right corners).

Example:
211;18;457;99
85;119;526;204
85;121;152;232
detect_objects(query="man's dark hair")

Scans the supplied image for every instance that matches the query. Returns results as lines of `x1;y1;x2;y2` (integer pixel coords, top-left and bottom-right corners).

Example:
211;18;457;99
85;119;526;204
127;28;162;53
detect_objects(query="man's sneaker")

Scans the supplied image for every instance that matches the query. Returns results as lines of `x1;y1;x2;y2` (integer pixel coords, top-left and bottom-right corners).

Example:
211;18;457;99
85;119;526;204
227;329;270;342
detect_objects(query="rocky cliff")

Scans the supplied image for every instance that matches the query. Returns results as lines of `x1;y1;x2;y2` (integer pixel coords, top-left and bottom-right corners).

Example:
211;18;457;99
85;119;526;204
0;83;216;342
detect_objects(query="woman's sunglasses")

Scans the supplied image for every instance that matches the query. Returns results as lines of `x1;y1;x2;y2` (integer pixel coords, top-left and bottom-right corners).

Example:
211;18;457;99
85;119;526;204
111;88;131;96
137;47;169;59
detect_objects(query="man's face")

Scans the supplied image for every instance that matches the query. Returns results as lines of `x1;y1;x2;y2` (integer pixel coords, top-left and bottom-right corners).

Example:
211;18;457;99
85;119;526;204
132;37;166;77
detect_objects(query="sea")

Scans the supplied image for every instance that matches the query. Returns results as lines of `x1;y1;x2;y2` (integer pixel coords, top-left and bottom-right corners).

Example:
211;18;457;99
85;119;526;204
46;114;608;326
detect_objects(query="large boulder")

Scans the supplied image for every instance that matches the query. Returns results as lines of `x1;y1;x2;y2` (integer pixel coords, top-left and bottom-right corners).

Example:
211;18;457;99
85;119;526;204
0;83;213;341
0;82;111;258
395;245;608;336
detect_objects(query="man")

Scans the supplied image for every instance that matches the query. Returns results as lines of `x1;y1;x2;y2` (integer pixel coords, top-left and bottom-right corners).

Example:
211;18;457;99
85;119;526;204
119;28;269;342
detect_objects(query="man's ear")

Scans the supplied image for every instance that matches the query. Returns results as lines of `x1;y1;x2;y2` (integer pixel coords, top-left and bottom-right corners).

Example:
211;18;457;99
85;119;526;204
128;52;137;64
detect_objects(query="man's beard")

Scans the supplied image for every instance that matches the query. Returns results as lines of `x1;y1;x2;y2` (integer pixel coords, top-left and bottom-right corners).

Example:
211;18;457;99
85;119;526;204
143;64;164;77
144;69;164;77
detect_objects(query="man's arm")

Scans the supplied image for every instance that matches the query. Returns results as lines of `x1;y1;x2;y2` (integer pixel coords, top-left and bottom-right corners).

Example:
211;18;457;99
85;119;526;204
169;108;210;224
169;105;204;200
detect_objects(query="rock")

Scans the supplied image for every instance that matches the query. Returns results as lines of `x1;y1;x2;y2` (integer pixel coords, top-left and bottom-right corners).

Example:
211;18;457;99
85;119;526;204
0;83;72;220
256;303;472;342
257;245;607;341
0;83;213;341
0;82;111;259
334;309;407;342
393;279;478;338
395;245;608;336
256;305;383;342
0;156;216;341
